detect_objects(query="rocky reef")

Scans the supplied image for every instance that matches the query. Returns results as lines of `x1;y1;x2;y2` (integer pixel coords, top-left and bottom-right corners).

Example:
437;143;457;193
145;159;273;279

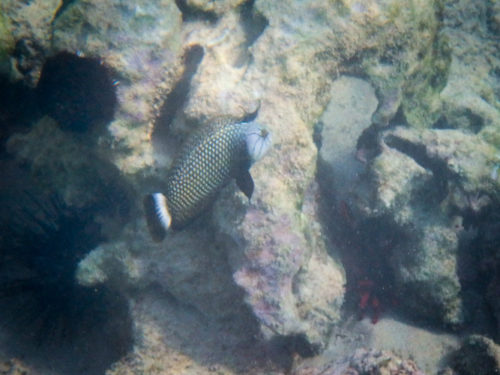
348;126;499;327
293;347;425;375
0;0;499;374
451;335;500;375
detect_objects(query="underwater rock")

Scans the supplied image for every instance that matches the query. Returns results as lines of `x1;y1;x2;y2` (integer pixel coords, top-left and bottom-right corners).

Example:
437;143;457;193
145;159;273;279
257;0;446;130
106;292;282;375
317;75;378;205
78;0;346;355
78;222;247;319
439;0;500;143
383;127;500;201
391;223;464;326
359;317;460;373
181;0;448;352
367;30;450;129
183;0;246;17
171;0;351;351
82;0;458;355
452;335;500;375
0;11;14;76
215;180;345;352
254;0;441;127
1;0;498;374
181;11;261;123
0;358;32;375
293;348;425;375
352;125;500;327
52;0;183;175
6;117;131;220
1;0;61;84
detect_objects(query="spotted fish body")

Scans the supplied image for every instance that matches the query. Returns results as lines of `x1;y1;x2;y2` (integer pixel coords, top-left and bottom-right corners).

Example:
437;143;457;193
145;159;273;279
144;119;271;242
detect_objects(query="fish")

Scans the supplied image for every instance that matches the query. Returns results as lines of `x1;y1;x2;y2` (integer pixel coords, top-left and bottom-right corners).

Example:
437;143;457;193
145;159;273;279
144;119;272;242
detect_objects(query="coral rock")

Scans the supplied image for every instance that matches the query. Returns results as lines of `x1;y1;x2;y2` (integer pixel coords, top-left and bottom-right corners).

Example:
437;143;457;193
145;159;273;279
353;126;500;326
452;335;500;375
2;0;61;84
293;348;425;375
317;76;378;205
52;0;183;175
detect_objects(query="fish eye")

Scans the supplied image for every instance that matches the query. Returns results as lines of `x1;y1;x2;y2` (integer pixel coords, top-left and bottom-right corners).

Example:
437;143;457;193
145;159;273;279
260;129;269;138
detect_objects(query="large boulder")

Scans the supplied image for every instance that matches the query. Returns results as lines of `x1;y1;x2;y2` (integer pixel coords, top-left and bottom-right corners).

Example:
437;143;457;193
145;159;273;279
317;76;378;205
452;335;500;375
353;126;499;326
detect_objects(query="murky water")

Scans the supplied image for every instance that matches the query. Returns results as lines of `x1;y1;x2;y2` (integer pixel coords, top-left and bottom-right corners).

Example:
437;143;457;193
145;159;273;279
0;1;499;374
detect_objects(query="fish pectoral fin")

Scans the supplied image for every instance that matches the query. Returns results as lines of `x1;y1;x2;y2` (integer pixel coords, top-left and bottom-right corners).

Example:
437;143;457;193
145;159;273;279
235;169;254;200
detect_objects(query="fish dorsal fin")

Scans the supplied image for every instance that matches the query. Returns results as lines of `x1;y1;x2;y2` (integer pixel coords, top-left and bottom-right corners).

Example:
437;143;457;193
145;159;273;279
236;169;254;200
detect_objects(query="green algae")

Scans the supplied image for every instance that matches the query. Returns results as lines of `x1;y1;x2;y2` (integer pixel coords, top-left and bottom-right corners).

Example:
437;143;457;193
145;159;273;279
401;33;452;128
355;0;452;129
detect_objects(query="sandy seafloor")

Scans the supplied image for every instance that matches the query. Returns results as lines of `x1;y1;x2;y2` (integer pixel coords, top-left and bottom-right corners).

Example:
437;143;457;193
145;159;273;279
0;0;499;374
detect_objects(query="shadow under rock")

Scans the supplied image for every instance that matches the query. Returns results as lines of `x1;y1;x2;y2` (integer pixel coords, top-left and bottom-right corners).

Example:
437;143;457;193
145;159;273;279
151;44;204;166
174;0;218;23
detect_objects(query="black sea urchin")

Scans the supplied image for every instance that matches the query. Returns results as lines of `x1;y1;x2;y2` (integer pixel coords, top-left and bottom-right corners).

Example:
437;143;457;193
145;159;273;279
0;166;132;375
36;51;117;133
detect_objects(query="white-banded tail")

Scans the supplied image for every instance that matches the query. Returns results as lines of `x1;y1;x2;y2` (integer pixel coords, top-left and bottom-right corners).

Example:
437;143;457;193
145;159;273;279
143;193;171;242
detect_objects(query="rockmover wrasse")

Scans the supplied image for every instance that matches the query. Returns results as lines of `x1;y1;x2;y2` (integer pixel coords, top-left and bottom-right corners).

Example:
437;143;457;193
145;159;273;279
144;119;272;242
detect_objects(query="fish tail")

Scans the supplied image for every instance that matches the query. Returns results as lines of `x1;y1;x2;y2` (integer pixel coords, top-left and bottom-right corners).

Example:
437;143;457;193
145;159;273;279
143;193;172;242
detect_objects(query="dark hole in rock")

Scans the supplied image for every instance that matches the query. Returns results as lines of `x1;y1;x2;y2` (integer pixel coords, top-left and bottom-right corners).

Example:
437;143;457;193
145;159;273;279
234;0;269;67
154;45;204;133
329;210;403;324
379;55;393;65
486;4;500;35
0;165;133;375
152;44;204;158
36;52;117;134
432;110;484;133
240;103;260;123
312;120;324;149
388;105;408;127
315;141;404;324
432;115;452;129
356;124;382;162
371;86;402;127
491;67;500;79
462;108;484;134
267;334;320;371
174;0;218;23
